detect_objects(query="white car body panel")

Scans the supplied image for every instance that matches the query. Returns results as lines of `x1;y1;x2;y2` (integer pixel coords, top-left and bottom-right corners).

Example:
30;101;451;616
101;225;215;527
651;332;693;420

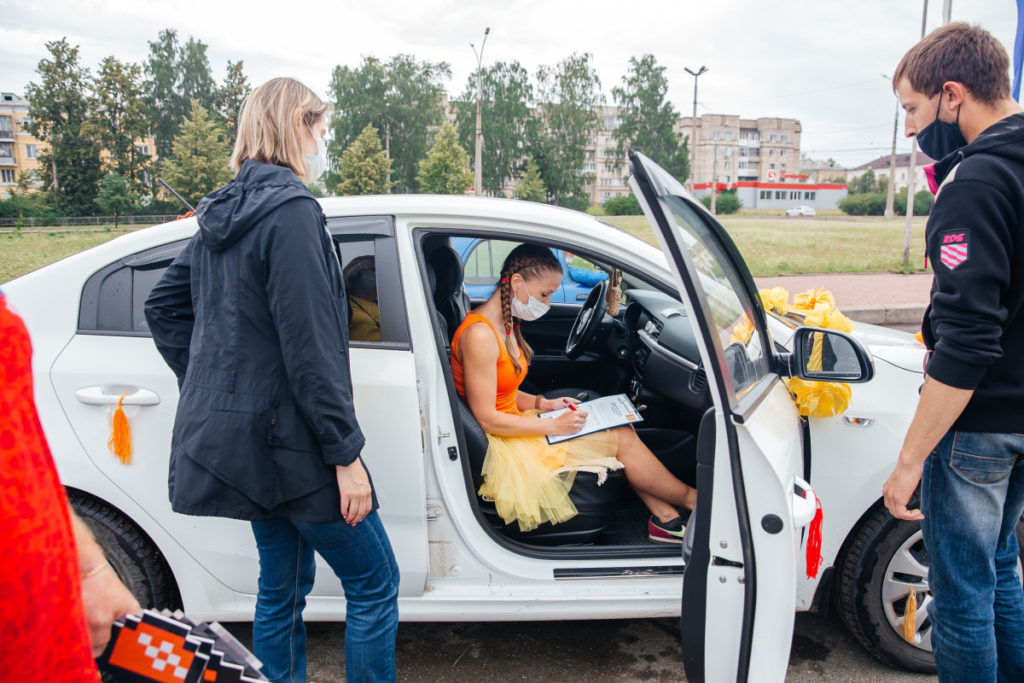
2;194;924;630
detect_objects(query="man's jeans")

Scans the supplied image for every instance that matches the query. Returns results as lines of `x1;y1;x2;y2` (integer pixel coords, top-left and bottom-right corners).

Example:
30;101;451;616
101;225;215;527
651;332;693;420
922;431;1024;682
250;512;400;683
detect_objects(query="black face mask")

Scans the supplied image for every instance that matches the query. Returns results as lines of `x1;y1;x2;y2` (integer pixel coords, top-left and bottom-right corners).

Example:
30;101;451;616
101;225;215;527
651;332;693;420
916;94;967;160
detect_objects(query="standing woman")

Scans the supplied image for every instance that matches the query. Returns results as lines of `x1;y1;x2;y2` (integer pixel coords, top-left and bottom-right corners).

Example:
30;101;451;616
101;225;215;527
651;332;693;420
145;78;399;683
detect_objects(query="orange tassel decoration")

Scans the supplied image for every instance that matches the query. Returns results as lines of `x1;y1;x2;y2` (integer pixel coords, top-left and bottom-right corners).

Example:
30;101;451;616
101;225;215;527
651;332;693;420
107;391;132;464
805;493;823;579
903;589;918;643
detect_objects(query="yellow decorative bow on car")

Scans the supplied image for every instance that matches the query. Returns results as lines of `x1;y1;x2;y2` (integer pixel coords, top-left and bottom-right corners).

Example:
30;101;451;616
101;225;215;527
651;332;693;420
777;287;855;419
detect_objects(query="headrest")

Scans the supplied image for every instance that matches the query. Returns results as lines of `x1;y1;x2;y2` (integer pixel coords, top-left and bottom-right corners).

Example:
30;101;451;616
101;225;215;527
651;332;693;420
427;245;465;303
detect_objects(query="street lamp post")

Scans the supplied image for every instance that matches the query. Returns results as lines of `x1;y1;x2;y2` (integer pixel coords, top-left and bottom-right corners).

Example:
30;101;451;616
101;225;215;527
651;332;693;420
471;27;490;197
684;66;708;195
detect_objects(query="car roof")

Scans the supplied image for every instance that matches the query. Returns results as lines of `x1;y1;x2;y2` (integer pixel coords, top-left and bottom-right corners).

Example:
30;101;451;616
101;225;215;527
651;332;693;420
105;194;665;266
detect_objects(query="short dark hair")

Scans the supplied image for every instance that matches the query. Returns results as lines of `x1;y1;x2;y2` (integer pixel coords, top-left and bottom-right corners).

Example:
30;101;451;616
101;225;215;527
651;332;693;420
894;22;1010;103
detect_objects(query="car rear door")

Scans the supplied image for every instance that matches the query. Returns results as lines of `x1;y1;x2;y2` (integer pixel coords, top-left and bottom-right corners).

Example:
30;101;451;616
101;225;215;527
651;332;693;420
49;215;428;601
630;150;814;682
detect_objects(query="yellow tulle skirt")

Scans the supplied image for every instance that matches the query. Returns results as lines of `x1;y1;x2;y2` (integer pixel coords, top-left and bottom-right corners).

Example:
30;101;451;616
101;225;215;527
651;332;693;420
478;410;623;532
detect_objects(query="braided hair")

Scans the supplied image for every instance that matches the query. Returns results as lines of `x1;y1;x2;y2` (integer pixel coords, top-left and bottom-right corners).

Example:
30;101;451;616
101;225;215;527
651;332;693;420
497;244;562;374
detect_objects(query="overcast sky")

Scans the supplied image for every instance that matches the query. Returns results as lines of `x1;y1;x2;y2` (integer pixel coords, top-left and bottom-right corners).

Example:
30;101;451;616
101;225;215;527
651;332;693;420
0;0;1018;168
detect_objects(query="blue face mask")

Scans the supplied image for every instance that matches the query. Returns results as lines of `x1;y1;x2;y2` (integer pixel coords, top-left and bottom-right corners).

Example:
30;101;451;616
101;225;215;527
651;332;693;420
916;95;966;160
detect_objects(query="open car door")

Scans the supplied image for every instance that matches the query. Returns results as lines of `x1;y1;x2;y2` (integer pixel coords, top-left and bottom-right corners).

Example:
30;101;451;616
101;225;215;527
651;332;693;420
629;150;864;682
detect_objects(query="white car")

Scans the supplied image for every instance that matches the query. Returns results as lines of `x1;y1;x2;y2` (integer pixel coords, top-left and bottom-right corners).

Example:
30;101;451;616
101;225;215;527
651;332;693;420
785;205;816;217
3;152;983;678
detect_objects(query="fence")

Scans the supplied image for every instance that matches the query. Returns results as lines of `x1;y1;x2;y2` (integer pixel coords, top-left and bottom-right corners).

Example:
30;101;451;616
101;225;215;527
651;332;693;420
0;214;182;229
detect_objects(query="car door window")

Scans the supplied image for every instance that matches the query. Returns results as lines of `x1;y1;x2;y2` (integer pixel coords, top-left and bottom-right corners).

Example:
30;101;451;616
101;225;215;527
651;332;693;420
660;195;771;400
463;239;518;285
78;241;187;336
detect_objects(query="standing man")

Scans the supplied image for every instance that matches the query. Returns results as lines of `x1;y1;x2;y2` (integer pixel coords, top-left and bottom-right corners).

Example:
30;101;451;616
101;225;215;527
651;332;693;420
883;23;1024;682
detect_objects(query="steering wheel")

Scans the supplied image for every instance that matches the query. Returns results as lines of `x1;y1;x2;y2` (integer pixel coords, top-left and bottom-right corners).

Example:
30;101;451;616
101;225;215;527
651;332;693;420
565;279;609;359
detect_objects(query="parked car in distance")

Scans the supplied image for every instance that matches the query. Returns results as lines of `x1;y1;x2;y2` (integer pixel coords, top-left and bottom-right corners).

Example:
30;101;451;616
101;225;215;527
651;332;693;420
785;205;817;217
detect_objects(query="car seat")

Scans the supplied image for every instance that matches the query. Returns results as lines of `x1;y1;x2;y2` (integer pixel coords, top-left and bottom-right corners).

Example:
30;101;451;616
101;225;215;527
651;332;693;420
424;239;625;545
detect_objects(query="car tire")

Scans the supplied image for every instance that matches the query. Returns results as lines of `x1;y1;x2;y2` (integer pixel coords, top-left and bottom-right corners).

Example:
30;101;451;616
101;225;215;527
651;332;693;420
69;492;181;610
835;505;1024;673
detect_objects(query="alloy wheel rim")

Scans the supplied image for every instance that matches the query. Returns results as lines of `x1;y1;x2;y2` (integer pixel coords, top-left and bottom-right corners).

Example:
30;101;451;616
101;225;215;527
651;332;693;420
881;529;933;651
882;528;1024;652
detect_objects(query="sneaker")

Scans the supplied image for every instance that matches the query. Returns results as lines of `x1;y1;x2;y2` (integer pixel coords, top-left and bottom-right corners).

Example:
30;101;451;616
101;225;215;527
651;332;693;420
648;510;691;544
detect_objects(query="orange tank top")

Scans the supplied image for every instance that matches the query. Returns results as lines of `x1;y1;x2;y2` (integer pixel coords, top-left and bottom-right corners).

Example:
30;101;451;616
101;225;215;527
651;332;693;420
451;313;527;415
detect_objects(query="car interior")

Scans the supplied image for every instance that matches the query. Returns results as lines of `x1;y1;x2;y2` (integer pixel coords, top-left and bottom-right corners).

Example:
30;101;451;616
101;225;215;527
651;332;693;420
420;233;708;550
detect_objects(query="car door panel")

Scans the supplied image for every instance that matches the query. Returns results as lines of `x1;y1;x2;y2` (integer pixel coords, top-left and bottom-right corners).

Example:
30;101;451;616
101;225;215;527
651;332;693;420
50;227;428;600
629;150;805;682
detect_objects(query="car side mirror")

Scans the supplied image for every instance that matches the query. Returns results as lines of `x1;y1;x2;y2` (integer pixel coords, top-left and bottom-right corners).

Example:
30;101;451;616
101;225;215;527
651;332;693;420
780;327;874;383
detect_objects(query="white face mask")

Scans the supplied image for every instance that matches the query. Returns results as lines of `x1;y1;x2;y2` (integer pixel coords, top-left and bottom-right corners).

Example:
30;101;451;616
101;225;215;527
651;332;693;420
303;128;328;183
510;278;550;321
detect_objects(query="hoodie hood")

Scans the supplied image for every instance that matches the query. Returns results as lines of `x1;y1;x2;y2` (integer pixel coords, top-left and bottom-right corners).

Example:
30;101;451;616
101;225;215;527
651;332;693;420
932;111;1024;185
196;160;313;252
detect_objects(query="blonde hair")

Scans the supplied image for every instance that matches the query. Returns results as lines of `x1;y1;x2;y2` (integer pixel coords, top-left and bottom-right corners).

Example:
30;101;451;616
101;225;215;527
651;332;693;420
230;77;331;177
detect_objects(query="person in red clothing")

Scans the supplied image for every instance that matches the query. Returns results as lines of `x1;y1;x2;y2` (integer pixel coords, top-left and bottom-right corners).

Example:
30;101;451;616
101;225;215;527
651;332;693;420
0;289;140;679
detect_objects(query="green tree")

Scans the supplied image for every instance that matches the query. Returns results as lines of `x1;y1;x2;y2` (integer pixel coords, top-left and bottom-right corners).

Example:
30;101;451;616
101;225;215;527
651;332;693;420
215;60;251;148
417;121;473;194
612;54;689;182
515;157;546;202
25;38;103;215
329;55;451;193
94;172;140;228
159;100;233;207
145;29;184;162
602;194;642;215
91;56;150;191
337;124;393;196
454;60;537;196
534;53;603;208
699;192;742;214
178;37;217;111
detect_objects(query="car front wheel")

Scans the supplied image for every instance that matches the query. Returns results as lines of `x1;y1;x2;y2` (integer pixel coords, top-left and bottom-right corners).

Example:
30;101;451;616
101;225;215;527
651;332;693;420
835;505;1024;673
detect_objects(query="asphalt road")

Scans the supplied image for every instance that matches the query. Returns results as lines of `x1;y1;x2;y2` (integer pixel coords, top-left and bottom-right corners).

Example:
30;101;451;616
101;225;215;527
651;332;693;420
226;610;938;682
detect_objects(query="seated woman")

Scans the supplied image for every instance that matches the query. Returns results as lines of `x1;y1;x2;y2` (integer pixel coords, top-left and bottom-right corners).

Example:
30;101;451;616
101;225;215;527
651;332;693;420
451;243;697;543
344;255;381;342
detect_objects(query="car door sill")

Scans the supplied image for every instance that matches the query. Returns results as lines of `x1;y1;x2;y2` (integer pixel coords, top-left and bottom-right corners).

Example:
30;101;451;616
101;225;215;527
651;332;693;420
554;565;685;580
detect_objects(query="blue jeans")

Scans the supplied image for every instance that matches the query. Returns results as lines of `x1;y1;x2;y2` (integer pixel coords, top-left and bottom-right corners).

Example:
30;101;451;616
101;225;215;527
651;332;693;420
250;512;400;683
922;431;1024;683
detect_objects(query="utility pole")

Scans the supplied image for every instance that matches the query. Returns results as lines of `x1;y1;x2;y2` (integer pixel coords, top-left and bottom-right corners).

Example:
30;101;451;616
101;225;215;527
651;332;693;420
471;27;490;197
711;145;719;215
883;74;898;219
903;0;928;267
684;65;708;195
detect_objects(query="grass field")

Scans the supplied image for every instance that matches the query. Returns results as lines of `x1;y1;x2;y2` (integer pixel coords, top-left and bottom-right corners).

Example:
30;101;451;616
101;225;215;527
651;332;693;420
0;227;136;283
1;214;931;284
602;215;930;277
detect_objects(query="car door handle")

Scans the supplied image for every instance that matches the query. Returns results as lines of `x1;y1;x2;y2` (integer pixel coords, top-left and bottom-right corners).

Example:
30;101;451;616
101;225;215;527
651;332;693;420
791;477;818;529
75;386;161;407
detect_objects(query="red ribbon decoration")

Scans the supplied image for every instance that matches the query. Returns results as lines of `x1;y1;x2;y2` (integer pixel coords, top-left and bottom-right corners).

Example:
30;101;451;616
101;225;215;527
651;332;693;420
805;492;823;579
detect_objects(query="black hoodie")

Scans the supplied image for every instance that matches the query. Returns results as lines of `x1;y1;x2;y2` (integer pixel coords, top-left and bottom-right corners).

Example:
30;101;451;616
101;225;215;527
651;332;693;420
145;160;373;521
922;112;1024;432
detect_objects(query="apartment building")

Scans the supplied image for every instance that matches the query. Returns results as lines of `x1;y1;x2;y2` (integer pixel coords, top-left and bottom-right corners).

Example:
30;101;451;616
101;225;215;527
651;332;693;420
1;90;158;199
0;92;44;197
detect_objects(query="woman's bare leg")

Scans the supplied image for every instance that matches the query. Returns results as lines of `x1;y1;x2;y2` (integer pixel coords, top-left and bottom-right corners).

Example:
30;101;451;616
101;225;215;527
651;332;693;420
614;426;698;511
635;489;681;524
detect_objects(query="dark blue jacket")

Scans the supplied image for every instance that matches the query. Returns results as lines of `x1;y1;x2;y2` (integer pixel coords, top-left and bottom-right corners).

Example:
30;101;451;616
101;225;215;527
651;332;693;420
145;160;374;521
923;112;1024;432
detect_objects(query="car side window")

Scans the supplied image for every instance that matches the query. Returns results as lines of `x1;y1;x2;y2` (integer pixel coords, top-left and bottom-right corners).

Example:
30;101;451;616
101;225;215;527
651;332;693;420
78;241;187;337
329;215;410;349
336;239;385;343
463;239;518;286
